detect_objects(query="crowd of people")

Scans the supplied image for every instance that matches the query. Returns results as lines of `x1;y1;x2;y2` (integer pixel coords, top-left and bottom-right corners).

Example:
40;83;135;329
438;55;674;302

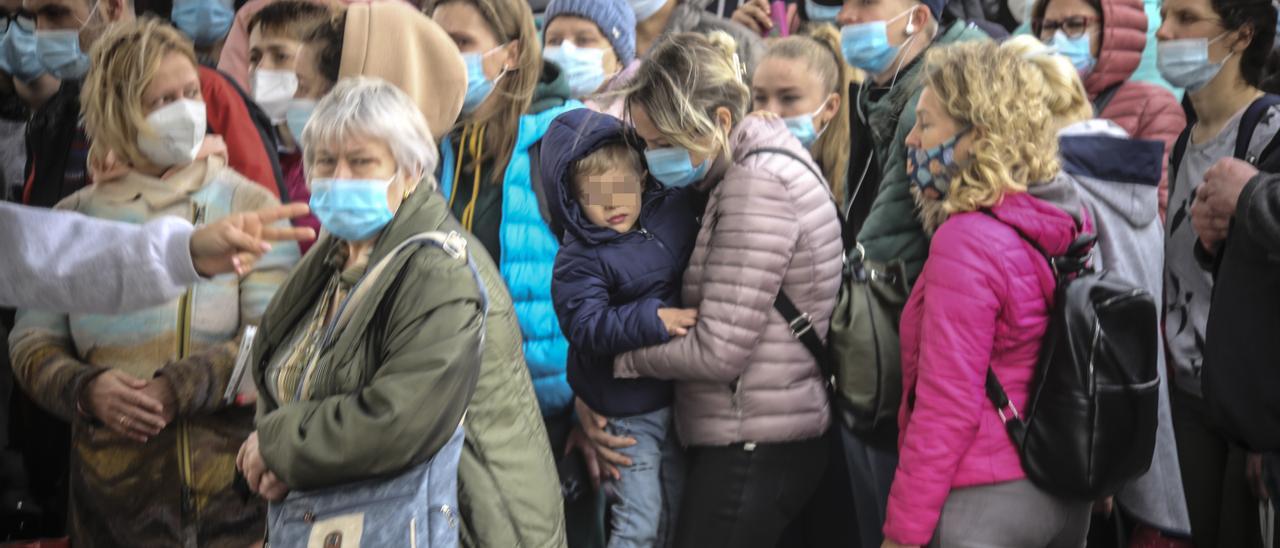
1;0;1280;546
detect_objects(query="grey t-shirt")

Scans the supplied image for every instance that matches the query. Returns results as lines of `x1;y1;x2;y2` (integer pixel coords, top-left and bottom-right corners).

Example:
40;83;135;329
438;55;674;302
1164;104;1280;395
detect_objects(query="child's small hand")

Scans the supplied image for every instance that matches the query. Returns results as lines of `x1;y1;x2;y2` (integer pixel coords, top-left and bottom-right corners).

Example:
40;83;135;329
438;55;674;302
658;308;698;336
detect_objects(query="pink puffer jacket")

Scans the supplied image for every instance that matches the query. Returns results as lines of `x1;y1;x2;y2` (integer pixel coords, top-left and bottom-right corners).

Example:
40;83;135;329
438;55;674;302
1083;0;1186;218
883;191;1083;546
615;116;843;446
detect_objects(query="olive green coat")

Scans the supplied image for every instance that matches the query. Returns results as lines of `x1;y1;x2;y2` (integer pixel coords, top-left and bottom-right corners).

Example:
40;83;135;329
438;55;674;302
250;184;566;548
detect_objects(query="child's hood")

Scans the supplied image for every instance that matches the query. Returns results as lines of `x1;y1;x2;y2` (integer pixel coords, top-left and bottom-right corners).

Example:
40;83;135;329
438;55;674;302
540;109;647;246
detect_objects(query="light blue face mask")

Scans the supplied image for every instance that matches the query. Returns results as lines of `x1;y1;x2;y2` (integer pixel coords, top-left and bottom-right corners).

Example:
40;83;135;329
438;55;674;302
172;0;234;46
840;8;915;74
35;29;88;80
628;0;667;21
645;146;711;188
0;21;43;83
1049;30;1096;75
783;98;831;148
285;99;315;148
462;46;506;115
543;41;609;99
309;176;397;242
805;0;842;23
1157;33;1230;93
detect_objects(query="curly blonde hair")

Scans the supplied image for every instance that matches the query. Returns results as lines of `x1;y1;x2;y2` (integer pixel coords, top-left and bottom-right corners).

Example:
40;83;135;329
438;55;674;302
81;17;198;171
921;40;1061;216
1000;36;1093;127
623;31;749;159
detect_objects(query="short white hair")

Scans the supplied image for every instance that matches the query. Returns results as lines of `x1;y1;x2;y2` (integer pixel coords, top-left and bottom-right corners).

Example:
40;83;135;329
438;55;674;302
302;77;439;187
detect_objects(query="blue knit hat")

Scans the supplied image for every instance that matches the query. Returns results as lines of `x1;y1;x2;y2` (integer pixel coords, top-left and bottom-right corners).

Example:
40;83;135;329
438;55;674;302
543;0;637;65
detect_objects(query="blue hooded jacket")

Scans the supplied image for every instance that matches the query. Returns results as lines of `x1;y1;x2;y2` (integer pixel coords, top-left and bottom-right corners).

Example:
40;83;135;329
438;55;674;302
542;109;702;417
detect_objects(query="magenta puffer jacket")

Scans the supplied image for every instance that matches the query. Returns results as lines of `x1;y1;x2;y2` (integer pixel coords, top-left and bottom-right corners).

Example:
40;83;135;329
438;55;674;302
615;115;843;446
883;191;1084;545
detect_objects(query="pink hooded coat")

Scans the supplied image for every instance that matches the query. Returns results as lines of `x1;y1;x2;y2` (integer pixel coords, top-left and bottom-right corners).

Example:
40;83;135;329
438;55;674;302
883;191;1084;545
615;115;843;446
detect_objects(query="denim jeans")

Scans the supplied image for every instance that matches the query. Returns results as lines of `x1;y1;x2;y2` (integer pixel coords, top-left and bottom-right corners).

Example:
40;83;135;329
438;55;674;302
605;407;683;548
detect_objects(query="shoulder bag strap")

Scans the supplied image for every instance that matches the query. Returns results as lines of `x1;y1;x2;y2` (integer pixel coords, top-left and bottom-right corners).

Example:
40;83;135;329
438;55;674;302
740;146;835;374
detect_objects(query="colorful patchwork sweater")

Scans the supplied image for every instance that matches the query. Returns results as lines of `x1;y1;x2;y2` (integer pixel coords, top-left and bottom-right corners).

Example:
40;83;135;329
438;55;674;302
8;156;298;547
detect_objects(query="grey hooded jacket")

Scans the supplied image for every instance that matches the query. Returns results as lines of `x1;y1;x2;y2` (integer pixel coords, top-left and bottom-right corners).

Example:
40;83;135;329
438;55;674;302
1042;119;1190;535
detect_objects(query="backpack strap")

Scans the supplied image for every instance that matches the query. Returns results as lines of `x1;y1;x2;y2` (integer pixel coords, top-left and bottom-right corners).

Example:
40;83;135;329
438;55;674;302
1168;128;1192;198
740;146;835;375
1235;94;1280;165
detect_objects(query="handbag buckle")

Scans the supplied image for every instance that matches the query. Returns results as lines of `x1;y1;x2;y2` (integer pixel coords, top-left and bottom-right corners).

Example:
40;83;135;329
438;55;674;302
788;313;814;338
441;231;468;260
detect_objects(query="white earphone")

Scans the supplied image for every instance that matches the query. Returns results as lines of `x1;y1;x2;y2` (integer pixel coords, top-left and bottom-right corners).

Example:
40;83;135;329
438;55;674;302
905;9;917;35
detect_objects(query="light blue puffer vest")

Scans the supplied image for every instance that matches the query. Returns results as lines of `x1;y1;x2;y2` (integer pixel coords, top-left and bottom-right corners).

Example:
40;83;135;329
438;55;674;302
440;101;583;416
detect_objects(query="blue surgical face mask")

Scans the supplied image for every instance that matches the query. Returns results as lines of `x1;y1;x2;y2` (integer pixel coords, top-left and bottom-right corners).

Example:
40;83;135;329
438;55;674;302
805;0;843;23
645;146;712;188
628;0;667;21
285;99;316;149
309;176;397;241
0;20;43;83
172;0;234;47
543;41;609;99
840;7;916;74
783;98;831;148
1049;30;1096;75
462;45;507;115
34;0;96;80
35;29;88;80
1157;33;1231;93
906;127;969;198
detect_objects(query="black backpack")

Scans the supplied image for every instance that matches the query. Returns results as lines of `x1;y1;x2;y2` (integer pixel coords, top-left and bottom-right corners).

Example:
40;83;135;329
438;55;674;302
982;213;1161;500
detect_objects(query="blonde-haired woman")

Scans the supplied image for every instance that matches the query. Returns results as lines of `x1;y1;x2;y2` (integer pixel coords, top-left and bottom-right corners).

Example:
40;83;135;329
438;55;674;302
1003;35;1193;542
8;17;298;546
882;40;1093;547
751;25;854;202
579;31;842;547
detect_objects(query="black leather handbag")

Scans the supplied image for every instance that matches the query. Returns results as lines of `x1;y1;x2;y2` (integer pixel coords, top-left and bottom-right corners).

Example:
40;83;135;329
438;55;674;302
983;213;1160;500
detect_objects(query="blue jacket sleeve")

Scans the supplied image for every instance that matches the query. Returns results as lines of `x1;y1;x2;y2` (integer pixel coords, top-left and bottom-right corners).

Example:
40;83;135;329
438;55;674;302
552;245;671;357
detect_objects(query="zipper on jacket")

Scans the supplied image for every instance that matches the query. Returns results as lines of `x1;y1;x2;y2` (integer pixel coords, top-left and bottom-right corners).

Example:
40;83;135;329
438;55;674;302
175;203;203;545
637;226;675;262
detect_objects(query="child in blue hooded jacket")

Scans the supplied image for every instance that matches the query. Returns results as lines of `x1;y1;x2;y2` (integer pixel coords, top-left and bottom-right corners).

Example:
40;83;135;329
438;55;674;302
543;108;702;546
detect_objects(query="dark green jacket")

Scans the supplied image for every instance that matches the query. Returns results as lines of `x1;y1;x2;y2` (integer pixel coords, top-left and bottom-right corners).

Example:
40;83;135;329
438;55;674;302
252;184;566;547
850;22;990;282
